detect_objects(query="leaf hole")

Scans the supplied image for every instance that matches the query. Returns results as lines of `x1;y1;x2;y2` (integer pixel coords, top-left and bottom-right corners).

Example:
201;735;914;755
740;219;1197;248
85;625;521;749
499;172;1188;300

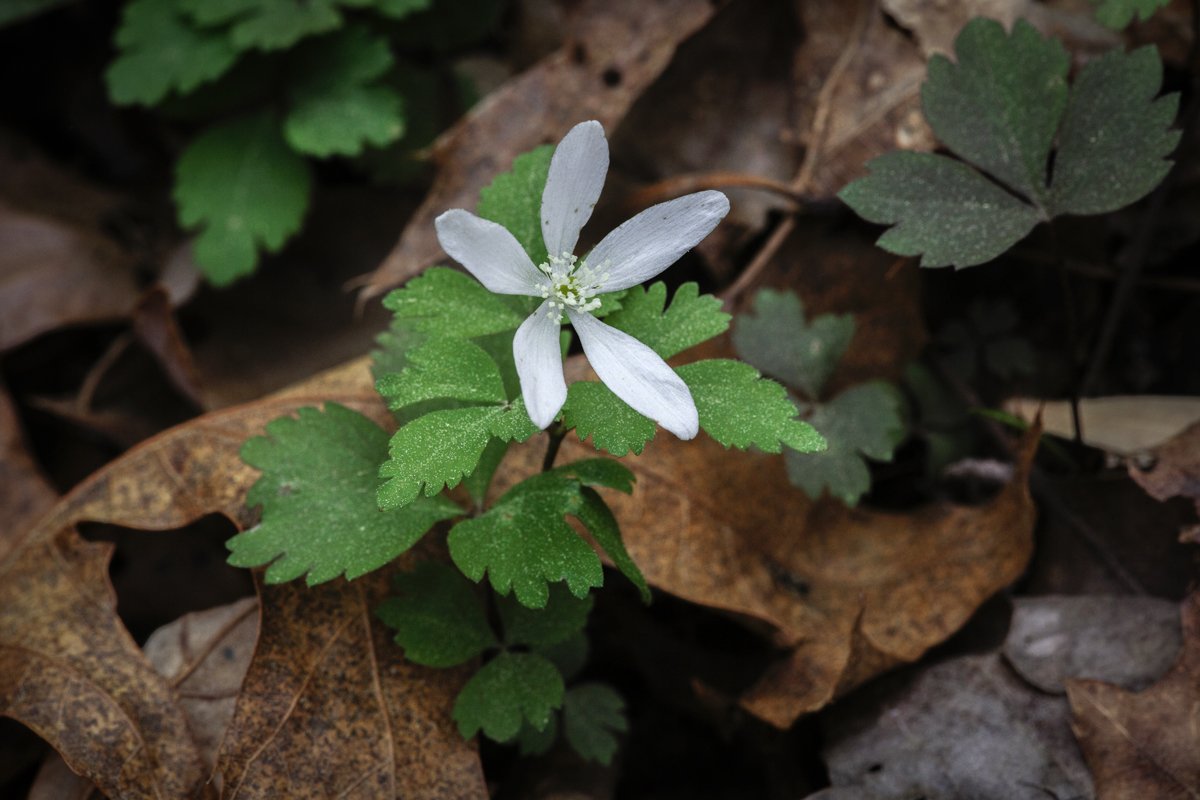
602;67;622;88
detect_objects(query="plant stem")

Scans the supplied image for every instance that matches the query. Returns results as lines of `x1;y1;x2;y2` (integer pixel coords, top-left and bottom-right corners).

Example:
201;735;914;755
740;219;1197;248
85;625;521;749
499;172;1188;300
542;422;568;472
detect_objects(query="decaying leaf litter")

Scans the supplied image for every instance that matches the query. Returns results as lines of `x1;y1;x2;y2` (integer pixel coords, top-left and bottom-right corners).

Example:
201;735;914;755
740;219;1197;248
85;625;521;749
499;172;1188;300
2;0;1200;798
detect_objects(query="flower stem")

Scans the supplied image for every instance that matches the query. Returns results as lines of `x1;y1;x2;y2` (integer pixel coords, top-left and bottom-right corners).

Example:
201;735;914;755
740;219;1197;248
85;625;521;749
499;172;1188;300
542;422;568;472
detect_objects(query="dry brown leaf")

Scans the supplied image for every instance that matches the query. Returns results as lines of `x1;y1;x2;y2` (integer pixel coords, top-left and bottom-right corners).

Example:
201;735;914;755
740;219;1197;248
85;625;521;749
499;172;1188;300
0;383;56;552
4;359;486;799
0;528;208;800
360;0;719;299
215;571;483;799
1068;592;1200;799
1126;420;1200;542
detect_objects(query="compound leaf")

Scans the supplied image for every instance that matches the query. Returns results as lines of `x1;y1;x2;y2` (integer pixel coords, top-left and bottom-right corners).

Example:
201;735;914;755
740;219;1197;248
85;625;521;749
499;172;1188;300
1092;0;1169;28
602;282;730;360
478;145;553;266
563;683;628;765
839;151;1042;269
175;112;312;284
498;582;593;649
183;0;343;52
448;472;609;608
106;0;238;106
375;561;497;668
1049;45;1180;215
785;382;907;506
377;400;537;510
677;360;825;454
453;652;564;742
284;26;404;157
382;267;525;338
732;289;855;399
229;404;462;584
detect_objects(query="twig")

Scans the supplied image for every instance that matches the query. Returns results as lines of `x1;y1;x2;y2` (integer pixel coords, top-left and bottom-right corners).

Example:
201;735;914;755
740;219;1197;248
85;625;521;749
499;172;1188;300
77;333;133;413
720;0;875;307
628;172;808;209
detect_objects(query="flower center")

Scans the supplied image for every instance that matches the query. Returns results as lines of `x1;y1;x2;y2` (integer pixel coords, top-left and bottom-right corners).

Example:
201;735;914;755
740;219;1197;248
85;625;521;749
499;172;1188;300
536;251;609;323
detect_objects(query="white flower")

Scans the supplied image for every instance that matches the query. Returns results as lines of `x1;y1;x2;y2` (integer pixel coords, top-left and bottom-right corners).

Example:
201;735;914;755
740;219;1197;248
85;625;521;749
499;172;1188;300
434;120;730;439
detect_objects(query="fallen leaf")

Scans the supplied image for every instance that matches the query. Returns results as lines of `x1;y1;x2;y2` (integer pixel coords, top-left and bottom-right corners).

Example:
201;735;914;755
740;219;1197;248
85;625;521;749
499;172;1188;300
4;358;486;799
1005;595;1180;694
809;654;1093;800
1007;395;1200;456
1126;419;1200;540
0;528;209;800
881;0;1029;57
1069;592;1200;800
132;286;206;409
360;0;719;299
0;382;55;552
216;571;484;798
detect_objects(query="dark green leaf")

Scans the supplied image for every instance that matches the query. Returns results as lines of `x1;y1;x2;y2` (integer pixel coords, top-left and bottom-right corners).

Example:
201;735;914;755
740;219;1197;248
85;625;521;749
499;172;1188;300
575;487;650;603
106;0;238;106
548;458;635;494
677;359;826;454
182;0;342;52
785;382;906;506
498;582;593;648
538;632;589;682
453;652;564;741
1049;45;1179;215
922;18;1068;206
477;145;553;266
1092;0;1169;28
601;282;730;359
174;113;312;284
563;683;627;765
515;715;558;756
229;404;461;584
839;151;1042;269
375;561;496;667
732;289;854;399
562;381;657;457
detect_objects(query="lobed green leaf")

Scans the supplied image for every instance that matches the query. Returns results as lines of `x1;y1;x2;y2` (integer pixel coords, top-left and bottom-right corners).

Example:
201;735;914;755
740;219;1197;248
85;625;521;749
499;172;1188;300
477;145;553;266
1092;0;1169;28
382;267;525;338
229;404;462;584
498;583;594;649
563;684;628;765
562;381;657;457
601;282;730;360
375;338;506;411
375;562;496;667
453;652;564;741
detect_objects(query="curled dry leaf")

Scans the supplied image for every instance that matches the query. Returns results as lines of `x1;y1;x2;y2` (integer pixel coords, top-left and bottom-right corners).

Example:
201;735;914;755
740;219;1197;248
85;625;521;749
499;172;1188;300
1126;419;1200;540
1068;591;1200;800
361;0;719;299
3;358;486;800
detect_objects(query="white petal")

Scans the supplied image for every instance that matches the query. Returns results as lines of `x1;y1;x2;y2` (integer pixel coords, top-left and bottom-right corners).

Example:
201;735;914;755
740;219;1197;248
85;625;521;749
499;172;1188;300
586;190;730;293
435;209;547;295
514;301;567;429
541;120;609;259
568;309;698;439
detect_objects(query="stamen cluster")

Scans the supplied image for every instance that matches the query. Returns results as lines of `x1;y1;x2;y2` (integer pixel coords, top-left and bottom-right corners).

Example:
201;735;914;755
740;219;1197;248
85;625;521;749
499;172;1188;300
537;252;610;322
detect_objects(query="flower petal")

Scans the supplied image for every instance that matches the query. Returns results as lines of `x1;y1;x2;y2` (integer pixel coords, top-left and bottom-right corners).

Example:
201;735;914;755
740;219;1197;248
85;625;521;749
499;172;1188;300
435;209;548;295
586;190;730;292
541;120;609;259
514;301;567;429
568;308;698;439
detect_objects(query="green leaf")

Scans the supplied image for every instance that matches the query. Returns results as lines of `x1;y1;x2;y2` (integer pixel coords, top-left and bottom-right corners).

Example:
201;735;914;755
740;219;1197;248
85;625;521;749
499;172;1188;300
574;487;650;603
602;283;730;359
453;652;564;741
376;338;506;410
477;145;553;266
0;0;73;27
182;0;343;52
1049;45;1180;215
382;267;525;338
922;19;1068;206
106;0;238;106
515;715;558;757
549;458;635;494
462;438;509;506
285;26;404;157
732;289;854;399
563;684;627;765
229;404;462;584
841;19;1178;269
562;381;657;457
175;113;312;285
785;382;906;506
1092;0;1169;28
498;582;593;648
677;360;825;454
375;561;496;667
538;632;589;681
371;0;434;18
448;472;609;608
371;317;427;379
839;151;1043;269
377;400;538;509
